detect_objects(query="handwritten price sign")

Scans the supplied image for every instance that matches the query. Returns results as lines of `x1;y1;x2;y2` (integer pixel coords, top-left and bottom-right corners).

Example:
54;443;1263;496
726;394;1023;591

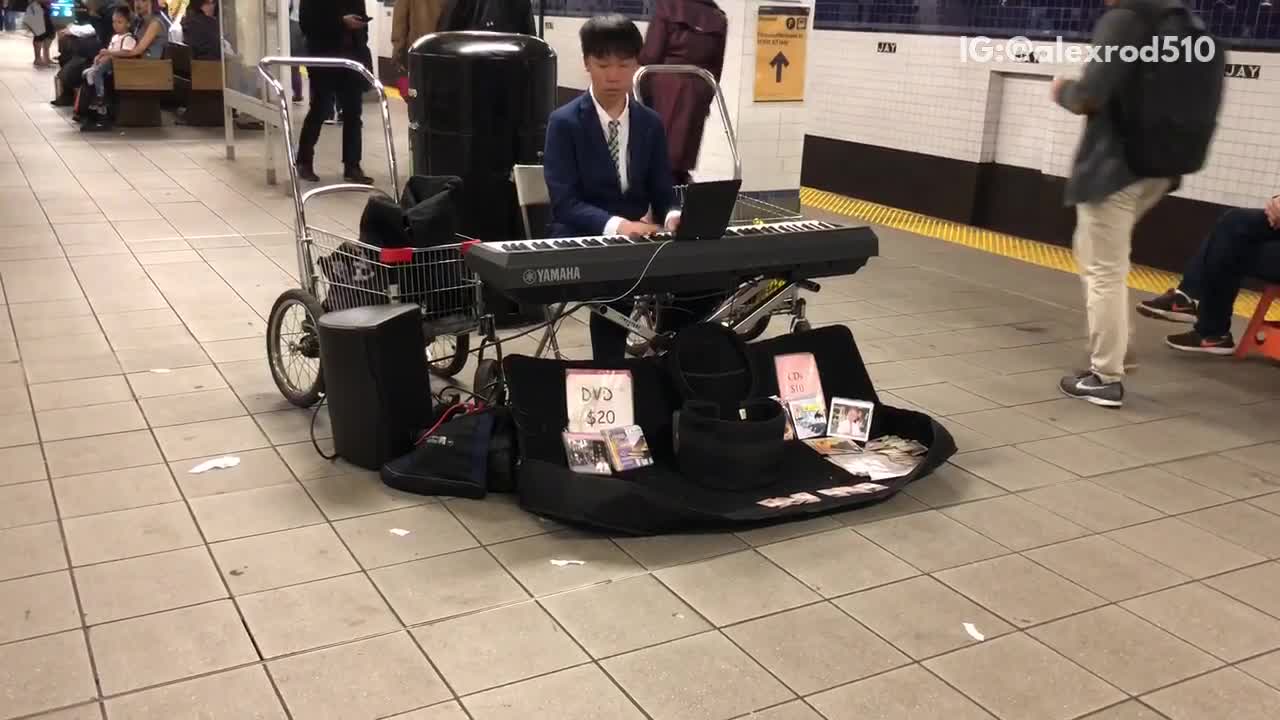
565;369;634;433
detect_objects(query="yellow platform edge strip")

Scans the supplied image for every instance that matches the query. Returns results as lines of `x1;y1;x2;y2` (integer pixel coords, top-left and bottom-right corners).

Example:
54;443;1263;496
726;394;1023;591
800;186;1276;322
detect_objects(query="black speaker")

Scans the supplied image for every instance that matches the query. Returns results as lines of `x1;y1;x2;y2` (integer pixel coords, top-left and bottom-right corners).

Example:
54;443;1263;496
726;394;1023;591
317;304;433;470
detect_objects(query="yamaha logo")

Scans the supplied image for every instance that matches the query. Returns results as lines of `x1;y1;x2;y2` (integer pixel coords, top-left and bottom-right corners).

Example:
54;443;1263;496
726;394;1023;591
522;267;582;285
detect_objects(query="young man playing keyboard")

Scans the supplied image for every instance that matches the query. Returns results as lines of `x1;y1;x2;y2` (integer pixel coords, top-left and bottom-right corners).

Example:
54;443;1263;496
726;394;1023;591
543;13;681;362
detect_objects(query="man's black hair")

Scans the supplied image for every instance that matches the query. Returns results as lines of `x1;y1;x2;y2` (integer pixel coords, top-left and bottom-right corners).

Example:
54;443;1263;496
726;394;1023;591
579;14;643;60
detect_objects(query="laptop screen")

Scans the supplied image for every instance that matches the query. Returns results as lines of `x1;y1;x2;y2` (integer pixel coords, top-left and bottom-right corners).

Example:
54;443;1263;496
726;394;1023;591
675;179;743;241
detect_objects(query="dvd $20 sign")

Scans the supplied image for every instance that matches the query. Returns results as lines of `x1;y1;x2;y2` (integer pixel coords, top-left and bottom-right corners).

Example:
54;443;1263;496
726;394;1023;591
565;369;635;433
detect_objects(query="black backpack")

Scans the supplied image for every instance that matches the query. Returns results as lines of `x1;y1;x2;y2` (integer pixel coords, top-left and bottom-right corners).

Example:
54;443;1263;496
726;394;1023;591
1114;0;1225;178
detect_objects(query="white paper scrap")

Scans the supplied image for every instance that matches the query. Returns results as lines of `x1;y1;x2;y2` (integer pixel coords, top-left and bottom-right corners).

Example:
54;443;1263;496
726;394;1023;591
389;528;411;537
550;559;585;567
188;456;241;474
149;368;172;374
963;622;985;642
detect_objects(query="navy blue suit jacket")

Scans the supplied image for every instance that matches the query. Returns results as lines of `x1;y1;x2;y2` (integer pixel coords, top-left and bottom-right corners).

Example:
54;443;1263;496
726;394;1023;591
543;92;677;238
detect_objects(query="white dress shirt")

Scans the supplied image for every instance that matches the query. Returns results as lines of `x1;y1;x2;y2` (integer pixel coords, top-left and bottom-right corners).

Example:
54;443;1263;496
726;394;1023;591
589;86;680;236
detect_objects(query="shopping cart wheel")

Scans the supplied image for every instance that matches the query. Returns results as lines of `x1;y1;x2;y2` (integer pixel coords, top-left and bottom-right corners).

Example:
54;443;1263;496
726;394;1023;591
473;358;506;405
625;302;657;357
266;289;326;408
792;318;812;333
426;333;470;378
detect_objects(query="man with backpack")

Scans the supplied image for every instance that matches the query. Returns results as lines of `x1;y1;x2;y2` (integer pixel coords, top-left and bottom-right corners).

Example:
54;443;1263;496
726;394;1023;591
1052;0;1223;407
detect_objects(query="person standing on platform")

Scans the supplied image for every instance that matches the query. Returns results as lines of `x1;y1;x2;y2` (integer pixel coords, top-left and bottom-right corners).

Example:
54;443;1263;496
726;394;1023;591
391;0;443;76
437;0;534;34
297;0;374;184
1050;0;1207;407
638;0;727;186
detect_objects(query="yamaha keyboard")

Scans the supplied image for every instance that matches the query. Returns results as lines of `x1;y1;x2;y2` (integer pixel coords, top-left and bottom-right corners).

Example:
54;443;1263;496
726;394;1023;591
464;219;879;304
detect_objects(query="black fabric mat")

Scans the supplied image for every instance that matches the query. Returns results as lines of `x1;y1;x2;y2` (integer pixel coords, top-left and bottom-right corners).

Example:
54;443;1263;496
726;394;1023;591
503;324;957;535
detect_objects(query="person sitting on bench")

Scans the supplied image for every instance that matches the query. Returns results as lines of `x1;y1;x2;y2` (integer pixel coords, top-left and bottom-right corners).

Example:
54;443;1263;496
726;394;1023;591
543;13;681;362
1138;193;1280;354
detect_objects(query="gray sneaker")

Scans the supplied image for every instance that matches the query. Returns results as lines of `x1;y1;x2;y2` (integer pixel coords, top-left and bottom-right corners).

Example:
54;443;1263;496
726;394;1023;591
1059;371;1124;407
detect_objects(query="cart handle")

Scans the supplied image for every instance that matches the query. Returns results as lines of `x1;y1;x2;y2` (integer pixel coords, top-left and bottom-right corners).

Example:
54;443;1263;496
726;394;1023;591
256;56;401;236
632;64;741;181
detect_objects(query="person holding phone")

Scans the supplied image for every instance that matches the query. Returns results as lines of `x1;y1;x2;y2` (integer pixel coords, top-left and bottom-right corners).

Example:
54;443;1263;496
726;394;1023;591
297;0;374;184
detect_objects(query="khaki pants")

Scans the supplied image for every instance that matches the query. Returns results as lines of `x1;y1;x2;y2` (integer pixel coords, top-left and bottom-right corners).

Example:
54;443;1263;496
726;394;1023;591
1073;177;1170;383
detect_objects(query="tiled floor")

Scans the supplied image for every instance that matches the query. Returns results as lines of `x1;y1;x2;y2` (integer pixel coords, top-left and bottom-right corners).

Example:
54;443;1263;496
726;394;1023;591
2;32;1280;720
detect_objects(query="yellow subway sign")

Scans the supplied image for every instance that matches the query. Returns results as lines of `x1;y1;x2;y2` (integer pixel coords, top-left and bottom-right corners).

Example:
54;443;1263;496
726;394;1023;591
754;6;810;102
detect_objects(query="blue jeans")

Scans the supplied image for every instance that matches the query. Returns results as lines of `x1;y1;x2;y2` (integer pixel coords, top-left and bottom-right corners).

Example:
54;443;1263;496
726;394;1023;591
87;60;112;101
1178;208;1280;337
4;10;19;31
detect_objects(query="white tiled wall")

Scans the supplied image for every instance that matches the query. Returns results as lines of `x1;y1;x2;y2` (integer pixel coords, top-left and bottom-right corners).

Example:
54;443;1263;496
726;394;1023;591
806;31;1280;209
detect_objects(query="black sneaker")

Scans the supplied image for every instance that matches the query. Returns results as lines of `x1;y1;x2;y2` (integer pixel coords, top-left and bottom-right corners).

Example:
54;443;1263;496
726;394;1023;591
344;165;373;185
1138;289;1198;323
297;163;319;182
1166;330;1235;355
1059;371;1124;407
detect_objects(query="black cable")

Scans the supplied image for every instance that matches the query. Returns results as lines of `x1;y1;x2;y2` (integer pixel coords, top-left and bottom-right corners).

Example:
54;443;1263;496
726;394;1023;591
310;393;337;460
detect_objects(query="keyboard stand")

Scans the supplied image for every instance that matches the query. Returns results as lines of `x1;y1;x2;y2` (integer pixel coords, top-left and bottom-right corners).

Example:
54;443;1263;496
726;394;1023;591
534;303;567;360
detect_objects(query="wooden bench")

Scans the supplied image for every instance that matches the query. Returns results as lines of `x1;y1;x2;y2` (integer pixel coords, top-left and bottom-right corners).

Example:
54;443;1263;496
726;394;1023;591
168;42;224;126
113;58;174;126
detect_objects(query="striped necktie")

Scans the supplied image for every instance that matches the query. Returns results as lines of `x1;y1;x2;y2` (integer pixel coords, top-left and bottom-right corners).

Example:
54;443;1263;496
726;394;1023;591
607;119;620;178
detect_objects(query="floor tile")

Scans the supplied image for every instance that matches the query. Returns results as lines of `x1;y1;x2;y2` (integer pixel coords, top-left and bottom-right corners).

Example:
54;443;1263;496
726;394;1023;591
1160;454;1280;499
950;446;1077;491
1106;517;1264;578
125;365;227;399
412;602;588;696
488;531;642;597
1205;561;1280;619
88;599;257;695
808;665;996;720
1079;702;1167;720
1122;583;1280;662
1182;501;1280;558
0;631;96;720
36;400;146;441
1241;649;1280;690
237;573;399;657
949;406;1069;447
0;481;55;529
1094;466;1234;514
539;574;708;658
115;344;212;373
44;430;161;478
302;471;430;520
1017;434;1147;477
903;462;1006;507
725;602;909;695
62;501;201;566
0;571;80;644
388;703;469;720
138;388;247;427
757;527;918;597
171;447;295;498
24;354;121;385
853;510;1008;572
601;631;793;720
924;632;1124;720
104;666;286;720
937;554;1106;628
51;465;180;518
1020;480;1164;532
736;515;844;546
333;504;477;569
268;633;451;720
655;550;820;626
613;532;747;570
27;378;128;416
893;382;999;415
462;664;646;720
27;703;103;720
188;483;323;542
0;411;37;449
1143;667;1280;720
940;494;1089;551
153;416;270;461
1029;605;1222;694
1084;416;1258;464
1024;535;1189;602
0;445;45;487
372;547;528;627
73;546;226;625
836;574;1014;659
954;368;1068;406
211;524;359;595
0;522;67;581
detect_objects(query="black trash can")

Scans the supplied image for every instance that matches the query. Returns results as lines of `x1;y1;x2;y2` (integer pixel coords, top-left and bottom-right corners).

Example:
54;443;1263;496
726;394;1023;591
408;32;557;325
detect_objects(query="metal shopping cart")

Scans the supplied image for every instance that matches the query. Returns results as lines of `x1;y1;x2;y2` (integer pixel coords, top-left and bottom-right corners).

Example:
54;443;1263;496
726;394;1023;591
622;65;813;357
257;57;483;408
